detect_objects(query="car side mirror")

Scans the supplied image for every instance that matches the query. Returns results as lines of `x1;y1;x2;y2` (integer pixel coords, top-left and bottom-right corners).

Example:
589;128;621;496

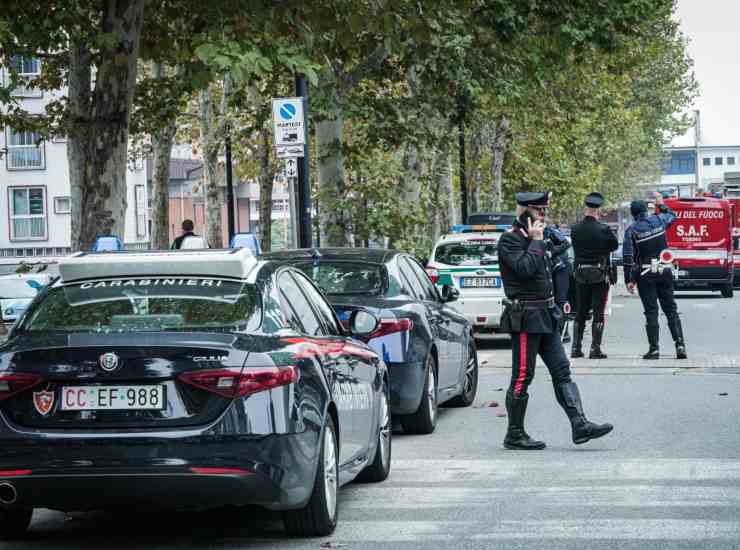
440;284;459;303
349;310;379;338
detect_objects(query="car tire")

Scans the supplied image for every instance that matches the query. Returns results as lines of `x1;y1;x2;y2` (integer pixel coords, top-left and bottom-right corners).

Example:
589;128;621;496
445;340;478;408
283;415;339;537
356;379;392;483
0;508;32;540
722;285;734;298
400;354;437;434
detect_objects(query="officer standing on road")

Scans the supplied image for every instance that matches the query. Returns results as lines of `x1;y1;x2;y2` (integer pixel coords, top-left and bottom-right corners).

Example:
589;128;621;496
623;192;687;360
497;191;613;450
544;224;572;342
569;192;619;359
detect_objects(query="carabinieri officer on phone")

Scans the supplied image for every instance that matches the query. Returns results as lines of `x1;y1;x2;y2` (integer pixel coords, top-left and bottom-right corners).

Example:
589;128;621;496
497;190;613;450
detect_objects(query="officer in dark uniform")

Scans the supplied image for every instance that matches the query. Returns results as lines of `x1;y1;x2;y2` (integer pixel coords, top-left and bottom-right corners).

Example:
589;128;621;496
623;192;687;359
498;191;613;450
569;192;619;359
544;224;572;342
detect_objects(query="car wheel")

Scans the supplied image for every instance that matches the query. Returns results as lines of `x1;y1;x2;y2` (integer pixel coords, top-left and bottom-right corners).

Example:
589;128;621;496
0;508;32;540
721;285;734;298
445;340;478;407
400;354;437;434
283;415;339;537
356;379;392;483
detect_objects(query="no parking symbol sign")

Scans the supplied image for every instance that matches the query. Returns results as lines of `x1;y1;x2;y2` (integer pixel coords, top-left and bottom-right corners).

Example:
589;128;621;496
272;97;306;147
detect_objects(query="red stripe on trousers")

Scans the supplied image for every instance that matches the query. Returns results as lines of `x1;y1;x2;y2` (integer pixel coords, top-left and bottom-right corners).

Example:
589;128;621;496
514;332;528;396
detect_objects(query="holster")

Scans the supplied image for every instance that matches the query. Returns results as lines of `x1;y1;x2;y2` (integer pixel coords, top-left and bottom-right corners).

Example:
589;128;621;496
502;299;523;332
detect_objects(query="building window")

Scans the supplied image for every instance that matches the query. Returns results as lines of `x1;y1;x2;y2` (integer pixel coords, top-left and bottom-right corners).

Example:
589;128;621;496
53;196;71;214
135;185;147;238
703;157;711;166
715;157;723;166
10;56;40;76
9;187;47;240
5;128;45;170
7;56;42;98
728;157;736;166
661;151;695;175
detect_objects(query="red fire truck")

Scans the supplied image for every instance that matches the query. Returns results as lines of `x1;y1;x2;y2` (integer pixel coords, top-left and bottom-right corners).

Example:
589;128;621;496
664;197;734;298
712;185;740;286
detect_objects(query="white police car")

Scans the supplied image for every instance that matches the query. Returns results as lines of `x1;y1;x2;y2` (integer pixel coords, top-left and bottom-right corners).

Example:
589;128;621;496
426;224;510;340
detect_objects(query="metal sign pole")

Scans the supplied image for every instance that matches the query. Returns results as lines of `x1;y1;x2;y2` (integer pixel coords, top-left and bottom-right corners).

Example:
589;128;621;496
295;75;312;248
287;175;299;249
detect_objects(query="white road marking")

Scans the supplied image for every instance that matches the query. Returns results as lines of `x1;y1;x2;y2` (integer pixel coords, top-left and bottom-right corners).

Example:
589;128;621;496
342;484;740;508
388;458;740;481
472;519;740;541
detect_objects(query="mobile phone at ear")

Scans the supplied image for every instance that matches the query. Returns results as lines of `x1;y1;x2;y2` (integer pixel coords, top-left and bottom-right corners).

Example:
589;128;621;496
518;211;535;227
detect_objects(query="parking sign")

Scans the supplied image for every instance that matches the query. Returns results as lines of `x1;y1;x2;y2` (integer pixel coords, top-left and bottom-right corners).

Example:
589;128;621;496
272;97;305;147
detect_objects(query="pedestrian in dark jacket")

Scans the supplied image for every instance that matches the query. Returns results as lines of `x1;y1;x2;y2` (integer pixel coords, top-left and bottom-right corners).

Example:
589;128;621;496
497;190;613;450
544;224;572;342
569;192;619;359
623;192;687;359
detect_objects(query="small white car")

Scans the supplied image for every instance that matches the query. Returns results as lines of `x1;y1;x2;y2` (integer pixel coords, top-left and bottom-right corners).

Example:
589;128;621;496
0;273;51;323
427;225;509;340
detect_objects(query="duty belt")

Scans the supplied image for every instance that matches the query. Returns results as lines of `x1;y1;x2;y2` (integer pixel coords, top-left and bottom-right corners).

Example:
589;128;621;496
504;297;555;310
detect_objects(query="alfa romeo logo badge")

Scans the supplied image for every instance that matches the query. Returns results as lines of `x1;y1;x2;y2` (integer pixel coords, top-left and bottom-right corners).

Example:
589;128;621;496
99;352;120;372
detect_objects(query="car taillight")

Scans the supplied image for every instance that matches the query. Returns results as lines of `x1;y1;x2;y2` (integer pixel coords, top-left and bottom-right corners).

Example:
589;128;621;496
426;268;439;284
0;373;43;401
178;367;299;398
371;318;413;339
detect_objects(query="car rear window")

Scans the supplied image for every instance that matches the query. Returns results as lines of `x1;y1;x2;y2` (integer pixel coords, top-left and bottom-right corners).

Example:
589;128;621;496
19;277;261;334
296;262;383;295
434;240;498;266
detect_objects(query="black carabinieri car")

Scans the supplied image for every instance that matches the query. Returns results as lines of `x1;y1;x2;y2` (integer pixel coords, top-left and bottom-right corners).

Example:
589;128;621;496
0;249;390;538
262;248;478;435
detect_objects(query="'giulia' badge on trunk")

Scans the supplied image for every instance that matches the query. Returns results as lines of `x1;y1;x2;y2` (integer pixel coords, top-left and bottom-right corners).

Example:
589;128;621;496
33;391;54;416
99;352;120;372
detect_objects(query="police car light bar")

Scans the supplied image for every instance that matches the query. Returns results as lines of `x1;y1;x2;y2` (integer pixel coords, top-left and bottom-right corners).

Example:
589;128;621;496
58;248;257;283
450;224;512;234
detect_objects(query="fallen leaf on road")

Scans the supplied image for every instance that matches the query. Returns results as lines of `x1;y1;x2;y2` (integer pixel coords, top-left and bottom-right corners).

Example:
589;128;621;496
494;387;504;392
481;360;489;365
320;543;347;549
719;392;729;396
488;400;499;407
496;411;507;417
474;400;500;408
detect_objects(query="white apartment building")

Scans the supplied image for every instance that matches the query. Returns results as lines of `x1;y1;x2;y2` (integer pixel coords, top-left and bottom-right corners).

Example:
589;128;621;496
0;56;148;258
656;145;740;198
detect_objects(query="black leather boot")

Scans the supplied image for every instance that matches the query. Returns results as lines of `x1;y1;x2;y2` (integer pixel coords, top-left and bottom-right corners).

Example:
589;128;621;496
589;322;607;359
554;381;613;444
570;321;584;358
643;324;660;360
503;391;546;450
668;316;687;359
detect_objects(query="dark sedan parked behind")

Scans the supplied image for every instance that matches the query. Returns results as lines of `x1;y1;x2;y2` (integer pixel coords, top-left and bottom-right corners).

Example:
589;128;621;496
262;249;479;435
0;249;391;538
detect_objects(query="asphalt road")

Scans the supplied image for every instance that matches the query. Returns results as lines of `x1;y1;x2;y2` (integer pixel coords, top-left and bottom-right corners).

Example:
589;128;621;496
5;288;740;549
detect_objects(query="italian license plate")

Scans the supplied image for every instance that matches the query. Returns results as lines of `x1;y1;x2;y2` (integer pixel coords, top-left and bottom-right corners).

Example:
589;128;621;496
60;385;165;411
461;277;500;288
